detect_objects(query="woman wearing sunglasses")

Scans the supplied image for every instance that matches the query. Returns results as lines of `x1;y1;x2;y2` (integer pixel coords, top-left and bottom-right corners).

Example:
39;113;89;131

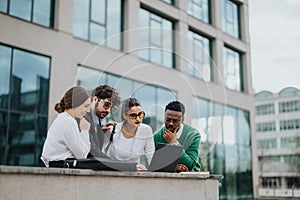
104;98;155;170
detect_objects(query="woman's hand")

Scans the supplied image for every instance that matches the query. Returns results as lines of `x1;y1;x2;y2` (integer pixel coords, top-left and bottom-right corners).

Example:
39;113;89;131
80;118;90;131
136;164;148;171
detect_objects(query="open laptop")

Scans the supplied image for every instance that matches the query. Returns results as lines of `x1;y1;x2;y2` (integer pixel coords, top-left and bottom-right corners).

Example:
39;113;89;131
147;143;184;172
72;143;183;172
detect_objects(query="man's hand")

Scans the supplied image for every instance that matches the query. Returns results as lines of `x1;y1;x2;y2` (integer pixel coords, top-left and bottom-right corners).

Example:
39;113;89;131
163;127;179;144
175;164;189;172
101;121;117;132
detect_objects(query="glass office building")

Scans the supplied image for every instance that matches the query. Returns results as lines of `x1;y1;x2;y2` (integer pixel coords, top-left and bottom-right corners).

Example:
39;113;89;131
0;0;256;199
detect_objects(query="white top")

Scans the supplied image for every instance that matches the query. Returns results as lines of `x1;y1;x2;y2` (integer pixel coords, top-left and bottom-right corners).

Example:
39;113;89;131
41;112;91;167
103;122;155;165
176;123;183;139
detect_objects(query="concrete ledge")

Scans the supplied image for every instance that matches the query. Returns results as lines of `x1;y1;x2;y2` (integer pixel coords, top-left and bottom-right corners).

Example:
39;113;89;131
0;165;221;200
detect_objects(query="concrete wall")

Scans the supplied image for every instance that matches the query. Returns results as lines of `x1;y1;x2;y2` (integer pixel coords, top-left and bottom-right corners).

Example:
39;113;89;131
0;166;221;200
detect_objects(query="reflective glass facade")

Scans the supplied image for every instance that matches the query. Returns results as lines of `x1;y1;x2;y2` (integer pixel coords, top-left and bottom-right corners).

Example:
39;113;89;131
73;0;122;50
187;0;210;23
188;30;212;81
222;0;240;38
0;0;54;27
1;0;254;198
139;8;174;68
76;65;177;131
223;47;243;91
192;97;253;200
0;44;50;166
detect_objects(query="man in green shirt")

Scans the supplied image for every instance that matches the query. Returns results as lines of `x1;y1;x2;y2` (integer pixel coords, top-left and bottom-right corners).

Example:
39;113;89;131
154;101;201;172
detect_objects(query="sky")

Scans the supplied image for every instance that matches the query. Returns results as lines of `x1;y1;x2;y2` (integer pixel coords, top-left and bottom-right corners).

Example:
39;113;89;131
249;0;300;93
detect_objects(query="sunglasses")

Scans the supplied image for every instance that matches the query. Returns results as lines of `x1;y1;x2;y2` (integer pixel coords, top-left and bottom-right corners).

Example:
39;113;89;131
127;111;145;119
98;99;112;109
165;118;181;124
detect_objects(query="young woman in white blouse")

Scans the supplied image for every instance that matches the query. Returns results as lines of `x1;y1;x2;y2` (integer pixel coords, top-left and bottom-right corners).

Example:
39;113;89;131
104;98;155;170
41;86;91;167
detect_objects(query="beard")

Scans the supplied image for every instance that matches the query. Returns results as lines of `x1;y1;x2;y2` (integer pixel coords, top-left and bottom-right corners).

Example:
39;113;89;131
96;110;108;119
166;125;176;132
94;102;109;119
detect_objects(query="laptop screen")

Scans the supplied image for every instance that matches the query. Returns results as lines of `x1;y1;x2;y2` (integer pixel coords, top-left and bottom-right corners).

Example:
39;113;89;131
148;143;184;172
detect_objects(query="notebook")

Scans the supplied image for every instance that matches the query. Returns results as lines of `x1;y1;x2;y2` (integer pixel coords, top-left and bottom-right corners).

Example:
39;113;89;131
147;143;184;172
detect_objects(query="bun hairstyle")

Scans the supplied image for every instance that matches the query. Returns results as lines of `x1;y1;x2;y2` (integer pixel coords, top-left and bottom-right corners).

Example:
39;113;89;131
55;86;90;113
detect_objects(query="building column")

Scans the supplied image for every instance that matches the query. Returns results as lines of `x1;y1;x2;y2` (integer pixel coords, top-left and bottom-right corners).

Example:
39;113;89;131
211;0;224;85
54;0;74;34
123;0;140;56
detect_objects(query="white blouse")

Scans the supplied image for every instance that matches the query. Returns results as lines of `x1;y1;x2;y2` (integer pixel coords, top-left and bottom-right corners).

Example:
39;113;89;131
41;112;91;167
103;122;155;165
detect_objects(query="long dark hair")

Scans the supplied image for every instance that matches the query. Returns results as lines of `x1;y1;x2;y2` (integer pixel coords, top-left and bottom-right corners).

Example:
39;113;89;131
54;86;90;113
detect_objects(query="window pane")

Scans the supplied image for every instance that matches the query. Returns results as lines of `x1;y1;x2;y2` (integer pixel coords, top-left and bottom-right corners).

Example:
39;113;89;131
33;0;52;26
139;8;174;68
237;146;253;198
77;66;105;91
0;111;8;164
133;84;156;116
0;0;8;12
187;0;209;23
0;45;11;109
73;0;89;40
9;0;32;21
114;78;135;100
11;50;50;113
91;0;105;24
223;47;242;91
237;110;250;145
156;87;177;124
188;30;211;81
73;0;121;50
222;0;240;38
2;0;53;27
90;22;105;44
7;113;47;166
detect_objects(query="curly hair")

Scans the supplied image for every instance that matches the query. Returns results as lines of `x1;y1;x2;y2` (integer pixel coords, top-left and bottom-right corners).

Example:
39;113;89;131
91;85;120;108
